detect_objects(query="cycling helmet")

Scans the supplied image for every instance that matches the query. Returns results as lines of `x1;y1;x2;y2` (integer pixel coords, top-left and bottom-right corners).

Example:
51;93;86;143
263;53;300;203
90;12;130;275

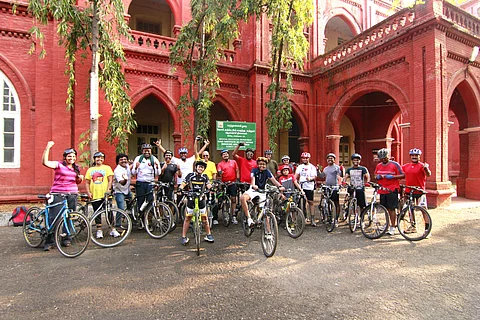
63;148;77;158
281;155;290;161
245;148;254;154
141;143;152;150
377;148;389;159
256;156;268;164
409;148;422;155
281;166;292;174
195;160;207;168
264;149;273;155
301;152;311;158
93;151;105;159
164;150;173;157
178;147;188;154
326;153;336;159
351;153;362;160
220;149;229;155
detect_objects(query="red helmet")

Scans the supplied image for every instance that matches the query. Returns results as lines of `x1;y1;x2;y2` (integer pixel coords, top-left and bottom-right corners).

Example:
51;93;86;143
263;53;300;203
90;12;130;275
301;152;311;158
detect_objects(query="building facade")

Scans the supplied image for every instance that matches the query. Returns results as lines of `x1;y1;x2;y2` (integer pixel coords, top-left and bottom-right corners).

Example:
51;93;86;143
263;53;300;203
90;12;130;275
0;0;479;206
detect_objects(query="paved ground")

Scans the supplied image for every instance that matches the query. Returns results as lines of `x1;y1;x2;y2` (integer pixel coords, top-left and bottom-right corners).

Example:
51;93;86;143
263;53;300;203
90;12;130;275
0;201;479;320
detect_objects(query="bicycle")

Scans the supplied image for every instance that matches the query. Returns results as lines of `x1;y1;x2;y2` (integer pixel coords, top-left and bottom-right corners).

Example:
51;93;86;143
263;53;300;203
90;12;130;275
181;189;210;256
360;182;389;239
22;193;91;258
341;184;362;233
397;185;432;241
234;182;251;224
274;189;306;238
242;185;280;257
77;192;132;248
155;181;180;232
315;184;337;232
212;181;232;227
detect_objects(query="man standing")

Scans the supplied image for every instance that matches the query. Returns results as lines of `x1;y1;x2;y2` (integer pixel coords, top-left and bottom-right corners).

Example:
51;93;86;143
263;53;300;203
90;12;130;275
265;150;278;182
344;153;370;210
159;150;181;201
86;151;114;239
402;148;431;207
232;143;257;183
295;152;318;226
374;148;405;235
318;153;343;224
217;149;240;224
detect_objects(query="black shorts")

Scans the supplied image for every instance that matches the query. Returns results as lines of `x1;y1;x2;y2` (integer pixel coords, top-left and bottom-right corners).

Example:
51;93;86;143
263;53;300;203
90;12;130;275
349;188;367;208
226;183;238;197
187;199;206;210
304;190;314;201
380;190;399;210
329;189;339;203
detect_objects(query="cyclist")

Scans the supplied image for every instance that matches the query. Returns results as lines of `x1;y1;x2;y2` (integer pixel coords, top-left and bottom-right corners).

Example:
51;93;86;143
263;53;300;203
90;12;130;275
85;151;114;239
278;166;304;197
196;139;217;181
318;153;343;224
374;148;405;235
232;143;257;183
132;144;160;225
41;141;84;251
216;149;240;224
158;150;181;201
113;153;132;223
295;152;318;226
402;148;431;207
178;160;214;245
265;150;278;182
343;153;370;210
277;155;293;177
241;157;285;227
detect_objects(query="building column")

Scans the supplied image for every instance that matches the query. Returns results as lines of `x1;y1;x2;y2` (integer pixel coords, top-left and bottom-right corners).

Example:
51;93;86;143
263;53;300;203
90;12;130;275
463;128;480;200
326;134;342;158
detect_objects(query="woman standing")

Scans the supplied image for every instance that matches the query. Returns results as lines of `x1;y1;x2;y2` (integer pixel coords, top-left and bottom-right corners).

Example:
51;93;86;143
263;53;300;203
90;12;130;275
42;141;84;251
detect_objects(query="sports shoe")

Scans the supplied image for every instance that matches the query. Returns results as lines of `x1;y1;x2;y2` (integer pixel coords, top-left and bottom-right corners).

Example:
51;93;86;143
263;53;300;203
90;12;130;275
232;216;238;225
404;225;417;234
213;220;219;225
204;234;215;242
247;217;254;227
110;229;121;238
181;236;189;245
311;221;317;227
387;226;396;235
96;229;104;239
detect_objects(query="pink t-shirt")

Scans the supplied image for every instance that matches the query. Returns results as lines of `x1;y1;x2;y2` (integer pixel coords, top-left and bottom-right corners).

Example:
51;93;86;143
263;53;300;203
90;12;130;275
50;161;79;193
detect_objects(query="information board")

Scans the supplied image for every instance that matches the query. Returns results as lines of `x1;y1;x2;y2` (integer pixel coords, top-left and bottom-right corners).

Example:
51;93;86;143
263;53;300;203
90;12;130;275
216;121;256;150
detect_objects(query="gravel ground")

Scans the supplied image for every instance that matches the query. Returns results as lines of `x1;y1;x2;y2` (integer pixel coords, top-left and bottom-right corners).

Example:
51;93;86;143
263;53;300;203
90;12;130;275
0;204;479;319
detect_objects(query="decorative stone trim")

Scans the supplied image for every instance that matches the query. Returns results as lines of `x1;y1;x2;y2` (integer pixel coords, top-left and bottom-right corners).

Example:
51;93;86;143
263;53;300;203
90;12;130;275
125;68;178;80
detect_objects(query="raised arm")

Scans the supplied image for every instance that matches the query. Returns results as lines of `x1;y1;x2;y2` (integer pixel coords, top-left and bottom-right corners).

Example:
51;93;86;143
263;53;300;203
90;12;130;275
197;138;209;157
42;141;57;169
154;139;166;154
232;142;244;159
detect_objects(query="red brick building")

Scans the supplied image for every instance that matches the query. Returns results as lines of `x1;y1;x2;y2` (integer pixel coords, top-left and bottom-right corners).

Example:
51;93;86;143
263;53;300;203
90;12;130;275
0;0;479;206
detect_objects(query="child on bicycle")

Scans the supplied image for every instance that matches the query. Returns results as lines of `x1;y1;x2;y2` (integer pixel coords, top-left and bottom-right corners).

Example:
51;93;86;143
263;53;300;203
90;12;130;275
278;166;304;198
178;160;214;245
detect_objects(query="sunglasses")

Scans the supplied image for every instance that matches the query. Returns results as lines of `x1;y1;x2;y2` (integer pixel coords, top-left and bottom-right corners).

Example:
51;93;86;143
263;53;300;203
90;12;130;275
202;154;209;157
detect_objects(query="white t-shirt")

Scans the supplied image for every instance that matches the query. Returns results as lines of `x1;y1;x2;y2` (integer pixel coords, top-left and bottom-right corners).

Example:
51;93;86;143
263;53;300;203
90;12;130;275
113;164;131;195
173;156;196;185
295;163;317;191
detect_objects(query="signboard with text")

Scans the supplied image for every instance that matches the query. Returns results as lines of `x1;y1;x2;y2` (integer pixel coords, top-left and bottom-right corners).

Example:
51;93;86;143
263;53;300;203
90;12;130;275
216;121;256;150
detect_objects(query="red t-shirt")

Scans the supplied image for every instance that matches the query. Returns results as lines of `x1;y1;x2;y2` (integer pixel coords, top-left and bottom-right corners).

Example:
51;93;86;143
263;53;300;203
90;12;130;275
374;161;403;194
236;156;257;183
217;160;238;183
402;162;427;193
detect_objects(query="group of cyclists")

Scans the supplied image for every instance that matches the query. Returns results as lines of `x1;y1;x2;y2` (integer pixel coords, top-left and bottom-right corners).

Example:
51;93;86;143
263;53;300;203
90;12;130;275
41;137;431;252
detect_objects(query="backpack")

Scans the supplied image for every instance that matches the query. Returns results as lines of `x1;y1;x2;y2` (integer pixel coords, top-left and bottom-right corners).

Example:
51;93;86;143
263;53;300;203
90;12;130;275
9;206;29;227
139;155;157;176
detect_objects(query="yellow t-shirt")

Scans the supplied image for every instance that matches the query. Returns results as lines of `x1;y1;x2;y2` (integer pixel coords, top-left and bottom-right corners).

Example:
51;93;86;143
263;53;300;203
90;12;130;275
196;158;217;180
86;164;114;199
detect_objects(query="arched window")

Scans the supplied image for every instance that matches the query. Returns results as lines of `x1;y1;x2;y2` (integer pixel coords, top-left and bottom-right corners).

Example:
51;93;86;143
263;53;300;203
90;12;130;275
0;70;20;168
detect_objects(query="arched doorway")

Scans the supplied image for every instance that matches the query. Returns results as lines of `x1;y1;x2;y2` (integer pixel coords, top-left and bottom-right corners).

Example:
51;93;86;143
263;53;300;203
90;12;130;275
129;94;175;159
128;0;174;37
207;102;233;162
324;16;355;53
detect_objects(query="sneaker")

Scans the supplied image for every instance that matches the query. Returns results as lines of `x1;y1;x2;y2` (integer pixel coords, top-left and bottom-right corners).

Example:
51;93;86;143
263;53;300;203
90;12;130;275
247;217;254;227
264;233;273;240
110;229;121;238
232;216;238;225
137;221;144;230
96;229;104;239
181;236;189;246
213;220;219;225
404;225;417;234
204;234;215;242
305;218;311;224
311;221;317;227
387;226;396;235
43;243;54;251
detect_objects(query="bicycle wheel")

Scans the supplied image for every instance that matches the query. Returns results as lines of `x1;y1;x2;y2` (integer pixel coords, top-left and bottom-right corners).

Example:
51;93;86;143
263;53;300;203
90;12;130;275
219;196;231;227
261;211;278;257
193;211;201;256
144;202;172;239
325;200;336;232
360;203;389;239
397;205;432;241
55;211;91;258
347;201;359;233
243;202;254;237
89;208;132;248
23;207;45;248
285;207;305;238
164;200;179;232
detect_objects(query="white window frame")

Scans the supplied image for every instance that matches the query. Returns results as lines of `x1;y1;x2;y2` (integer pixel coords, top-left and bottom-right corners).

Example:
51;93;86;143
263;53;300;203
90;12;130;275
0;70;20;168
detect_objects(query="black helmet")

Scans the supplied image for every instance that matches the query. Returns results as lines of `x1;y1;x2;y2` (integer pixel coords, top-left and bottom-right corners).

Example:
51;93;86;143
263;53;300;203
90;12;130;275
351;153;362;160
141;143;152;150
264;149;273;155
63;148;77;158
377;148;389;159
195;160;207;169
245;148;254;154
93;151;105;159
164;150;173;157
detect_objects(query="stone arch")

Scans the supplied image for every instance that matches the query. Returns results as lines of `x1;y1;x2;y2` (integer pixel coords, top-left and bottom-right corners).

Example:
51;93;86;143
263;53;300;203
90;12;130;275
324;7;362;35
130;85;181;131
125;0;181;35
447;69;480;127
290;100;308;137
0;53;33;109
213;94;240;121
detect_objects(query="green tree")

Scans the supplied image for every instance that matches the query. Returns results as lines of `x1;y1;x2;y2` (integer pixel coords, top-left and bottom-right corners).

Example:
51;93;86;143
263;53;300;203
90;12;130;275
25;0;136;156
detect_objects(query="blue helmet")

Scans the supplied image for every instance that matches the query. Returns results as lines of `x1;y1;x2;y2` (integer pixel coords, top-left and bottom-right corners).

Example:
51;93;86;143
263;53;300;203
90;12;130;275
178;147;188;154
409;148;422;155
